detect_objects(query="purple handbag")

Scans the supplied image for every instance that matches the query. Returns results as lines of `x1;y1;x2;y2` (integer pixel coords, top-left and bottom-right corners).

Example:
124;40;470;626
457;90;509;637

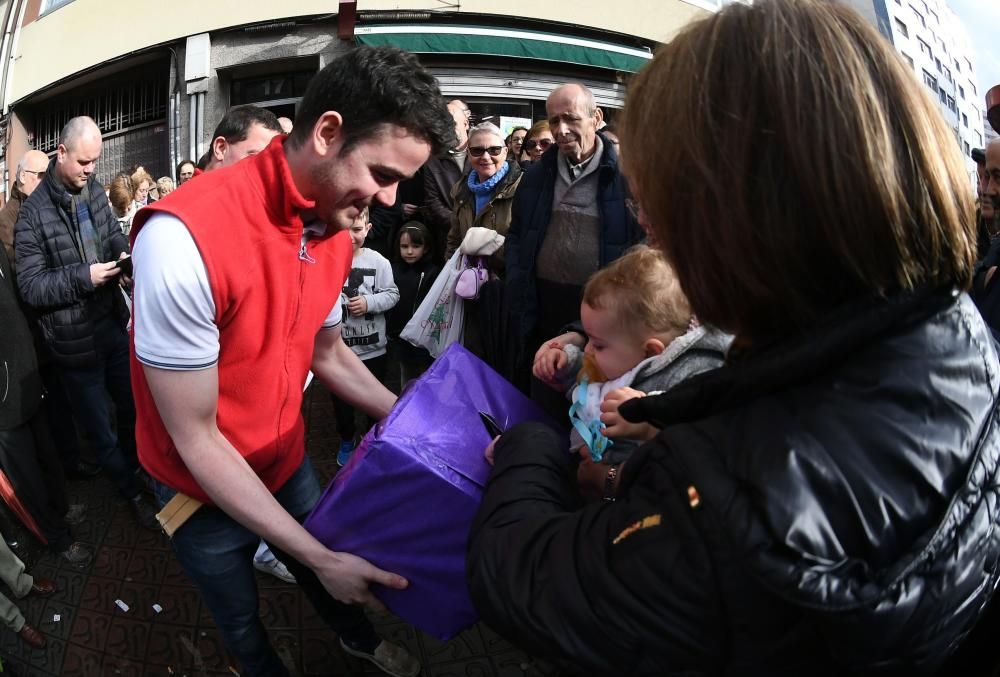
303;343;562;640
455;255;488;300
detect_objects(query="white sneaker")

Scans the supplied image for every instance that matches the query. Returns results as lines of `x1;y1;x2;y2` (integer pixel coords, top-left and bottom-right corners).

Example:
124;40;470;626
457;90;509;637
253;557;297;584
340;638;421;677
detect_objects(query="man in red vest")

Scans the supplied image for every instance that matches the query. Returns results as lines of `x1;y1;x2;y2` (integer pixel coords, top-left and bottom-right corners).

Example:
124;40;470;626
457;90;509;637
129;47;455;677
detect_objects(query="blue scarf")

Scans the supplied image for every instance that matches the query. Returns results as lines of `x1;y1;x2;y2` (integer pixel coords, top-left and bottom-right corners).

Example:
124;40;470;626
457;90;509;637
466;161;510;216
59;182;100;264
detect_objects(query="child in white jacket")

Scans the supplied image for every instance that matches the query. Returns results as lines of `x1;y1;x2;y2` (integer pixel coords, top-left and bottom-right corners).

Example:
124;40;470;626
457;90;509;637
331;208;400;466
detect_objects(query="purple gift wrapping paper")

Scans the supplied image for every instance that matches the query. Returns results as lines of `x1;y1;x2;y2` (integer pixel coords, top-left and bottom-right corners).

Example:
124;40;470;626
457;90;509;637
303;343;562;640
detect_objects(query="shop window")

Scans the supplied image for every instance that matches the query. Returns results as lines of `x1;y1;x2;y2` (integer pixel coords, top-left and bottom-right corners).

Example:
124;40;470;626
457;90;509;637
40;0;74;15
31;63;167;154
230;72;313;108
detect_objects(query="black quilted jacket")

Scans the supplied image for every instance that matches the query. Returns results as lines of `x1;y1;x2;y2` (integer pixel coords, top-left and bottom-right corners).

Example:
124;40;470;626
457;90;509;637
14;170;129;368
468;288;1000;676
0;249;41;430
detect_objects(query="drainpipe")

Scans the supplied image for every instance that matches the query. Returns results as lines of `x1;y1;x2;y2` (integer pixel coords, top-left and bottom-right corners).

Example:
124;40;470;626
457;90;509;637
188;93;197;165
338;0;357;40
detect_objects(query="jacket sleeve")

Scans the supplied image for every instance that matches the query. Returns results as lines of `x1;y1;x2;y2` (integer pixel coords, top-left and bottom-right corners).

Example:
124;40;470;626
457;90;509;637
974;238;1000;294
423;161;458;235
467;423;724;675
503;192;524;305
446;211;463;259
363;254;399;314
14;208;93;310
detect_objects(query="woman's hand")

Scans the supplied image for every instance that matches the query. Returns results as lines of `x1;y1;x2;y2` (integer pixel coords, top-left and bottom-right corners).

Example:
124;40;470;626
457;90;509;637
601;387;658;441
484;435;501;466
576;456;607;501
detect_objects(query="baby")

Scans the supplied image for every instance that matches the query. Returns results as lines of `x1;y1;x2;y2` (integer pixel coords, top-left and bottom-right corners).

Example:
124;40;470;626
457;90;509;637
534;246;731;466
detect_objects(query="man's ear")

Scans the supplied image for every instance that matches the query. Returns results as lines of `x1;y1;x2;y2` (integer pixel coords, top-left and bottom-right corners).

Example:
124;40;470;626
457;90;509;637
212;136;227;162
644;337;665;357
312;111;344;158
56;144;67;163
595;107;605;127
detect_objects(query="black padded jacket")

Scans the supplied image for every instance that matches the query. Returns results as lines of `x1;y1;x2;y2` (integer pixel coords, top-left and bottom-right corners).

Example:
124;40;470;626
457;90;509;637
14;171;129;368
468;289;1000;676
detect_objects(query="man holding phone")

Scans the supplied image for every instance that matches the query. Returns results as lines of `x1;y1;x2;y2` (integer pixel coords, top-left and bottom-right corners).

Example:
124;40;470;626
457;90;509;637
14;116;157;530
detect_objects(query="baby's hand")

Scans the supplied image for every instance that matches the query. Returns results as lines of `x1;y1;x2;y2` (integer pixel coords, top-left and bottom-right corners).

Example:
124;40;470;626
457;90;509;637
347;295;368;316
532;344;568;384
600;387;657;441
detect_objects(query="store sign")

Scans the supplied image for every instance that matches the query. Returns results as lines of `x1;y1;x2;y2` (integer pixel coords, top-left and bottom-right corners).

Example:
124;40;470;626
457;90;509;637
499;116;533;138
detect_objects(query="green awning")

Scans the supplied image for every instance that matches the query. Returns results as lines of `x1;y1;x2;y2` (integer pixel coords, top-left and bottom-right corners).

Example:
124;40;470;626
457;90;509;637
355;26;652;73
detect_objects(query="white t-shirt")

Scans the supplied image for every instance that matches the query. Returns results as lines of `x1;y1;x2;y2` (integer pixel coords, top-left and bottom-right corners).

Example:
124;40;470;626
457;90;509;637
132;212;341;370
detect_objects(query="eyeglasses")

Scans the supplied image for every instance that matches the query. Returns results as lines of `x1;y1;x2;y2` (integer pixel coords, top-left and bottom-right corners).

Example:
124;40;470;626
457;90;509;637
523;139;553;151
626;198;643;221
23;169;45;178
469;146;505;158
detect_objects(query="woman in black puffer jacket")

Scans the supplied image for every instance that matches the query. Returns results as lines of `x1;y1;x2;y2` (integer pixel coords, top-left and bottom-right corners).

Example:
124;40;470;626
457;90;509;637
466;1;1000;675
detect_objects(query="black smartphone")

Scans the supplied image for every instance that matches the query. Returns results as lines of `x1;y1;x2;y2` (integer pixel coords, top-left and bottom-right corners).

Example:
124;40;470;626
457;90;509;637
479;411;505;438
115;256;133;277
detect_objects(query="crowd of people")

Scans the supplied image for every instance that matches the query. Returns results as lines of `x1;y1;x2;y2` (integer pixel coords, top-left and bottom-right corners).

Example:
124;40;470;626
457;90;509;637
0;0;1000;674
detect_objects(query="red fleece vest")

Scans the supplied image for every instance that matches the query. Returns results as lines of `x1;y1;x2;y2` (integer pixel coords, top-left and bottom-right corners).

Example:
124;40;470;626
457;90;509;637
129;137;352;504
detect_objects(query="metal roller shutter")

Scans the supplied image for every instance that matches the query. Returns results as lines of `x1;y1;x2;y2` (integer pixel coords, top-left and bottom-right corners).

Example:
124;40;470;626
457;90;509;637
427;66;630;109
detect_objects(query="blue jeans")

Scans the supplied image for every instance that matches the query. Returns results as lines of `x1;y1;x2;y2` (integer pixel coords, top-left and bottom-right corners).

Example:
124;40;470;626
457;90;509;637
152;458;371;677
58;315;140;498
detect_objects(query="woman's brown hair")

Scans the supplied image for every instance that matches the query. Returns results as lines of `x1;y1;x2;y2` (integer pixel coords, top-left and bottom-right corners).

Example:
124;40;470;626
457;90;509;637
621;0;975;342
129;169;153;199
109;176;133;218
520;120;553;161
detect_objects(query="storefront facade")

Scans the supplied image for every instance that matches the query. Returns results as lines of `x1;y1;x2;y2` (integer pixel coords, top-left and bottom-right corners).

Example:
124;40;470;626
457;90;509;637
0;0;726;191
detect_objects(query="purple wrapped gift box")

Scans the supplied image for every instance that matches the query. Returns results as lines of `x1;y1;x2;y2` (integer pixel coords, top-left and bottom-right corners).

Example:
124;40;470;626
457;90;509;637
303;343;562;640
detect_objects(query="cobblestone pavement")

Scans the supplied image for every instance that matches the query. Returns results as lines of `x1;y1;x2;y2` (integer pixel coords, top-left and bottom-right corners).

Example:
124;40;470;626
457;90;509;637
0;382;558;677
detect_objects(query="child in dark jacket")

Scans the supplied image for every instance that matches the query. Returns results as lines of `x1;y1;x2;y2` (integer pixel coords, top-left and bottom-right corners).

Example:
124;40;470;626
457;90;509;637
388;221;441;388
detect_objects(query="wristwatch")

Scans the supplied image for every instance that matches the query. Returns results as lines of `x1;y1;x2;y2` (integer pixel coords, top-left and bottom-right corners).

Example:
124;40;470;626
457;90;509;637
603;464;620;502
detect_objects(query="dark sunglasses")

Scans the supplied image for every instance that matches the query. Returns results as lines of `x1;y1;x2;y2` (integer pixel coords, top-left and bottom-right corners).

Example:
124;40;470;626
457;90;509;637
469;146;505;158
523;138;553;151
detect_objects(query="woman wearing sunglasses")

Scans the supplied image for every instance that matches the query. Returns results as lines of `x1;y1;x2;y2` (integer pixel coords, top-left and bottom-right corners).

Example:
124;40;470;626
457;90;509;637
519;120;554;168
446;122;524;361
446;122;523;265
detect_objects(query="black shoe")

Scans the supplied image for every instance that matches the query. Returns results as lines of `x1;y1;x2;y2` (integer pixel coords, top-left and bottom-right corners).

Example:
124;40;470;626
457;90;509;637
59;541;93;565
64;503;86;526
65;460;101;479
129;495;159;531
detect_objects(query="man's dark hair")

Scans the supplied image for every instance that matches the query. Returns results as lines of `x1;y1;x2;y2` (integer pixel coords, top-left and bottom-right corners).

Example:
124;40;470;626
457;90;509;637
211;105;281;145
176;159;195;181
289;46;455;156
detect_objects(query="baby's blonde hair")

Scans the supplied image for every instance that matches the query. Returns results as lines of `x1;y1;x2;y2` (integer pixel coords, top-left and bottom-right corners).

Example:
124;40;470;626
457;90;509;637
582;245;692;339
